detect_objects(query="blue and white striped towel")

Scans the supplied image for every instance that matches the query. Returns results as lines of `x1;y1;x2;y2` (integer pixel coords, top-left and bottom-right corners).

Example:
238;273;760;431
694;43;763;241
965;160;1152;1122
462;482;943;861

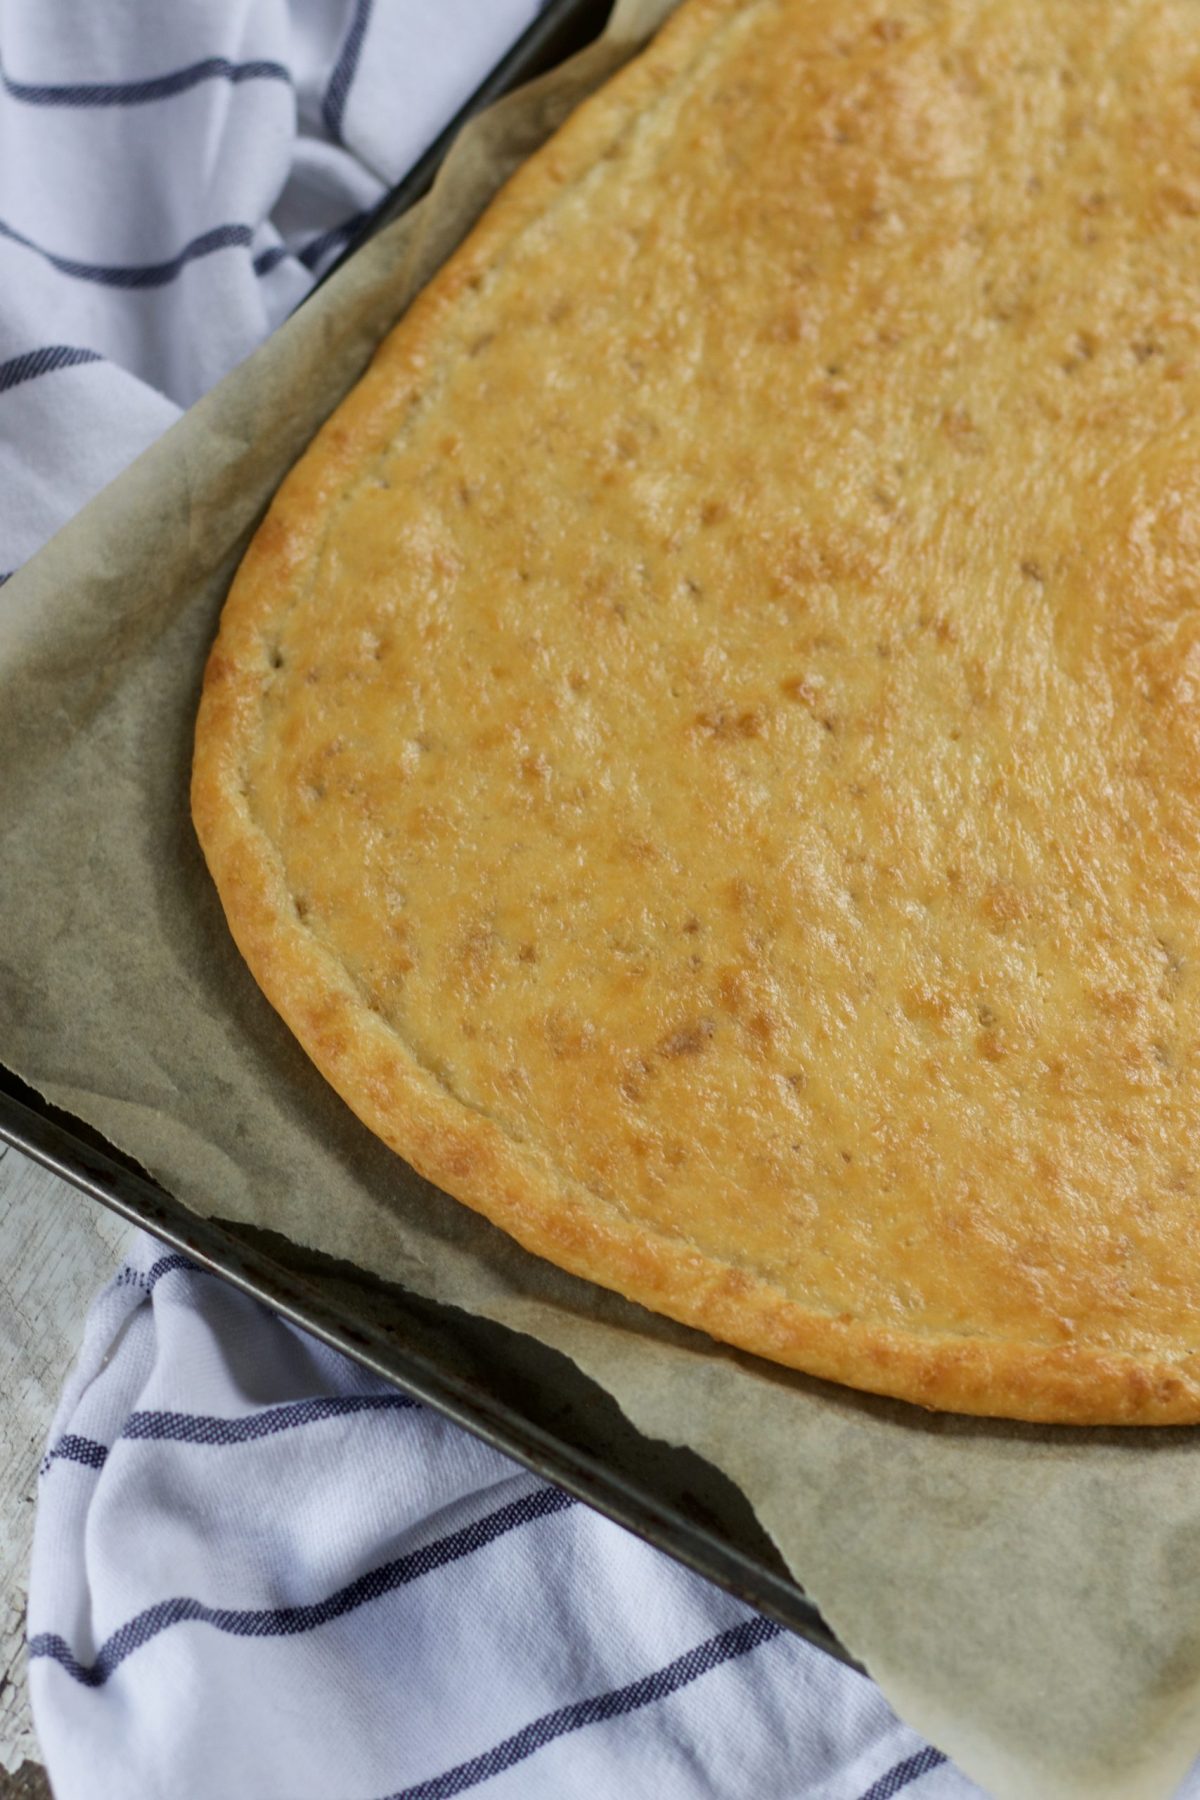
3;4;1172;1797
0;0;539;573
30;1236;973;1800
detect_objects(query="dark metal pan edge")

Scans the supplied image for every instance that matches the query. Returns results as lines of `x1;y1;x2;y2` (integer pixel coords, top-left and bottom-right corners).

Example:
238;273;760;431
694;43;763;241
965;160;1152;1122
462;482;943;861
0;1077;856;1670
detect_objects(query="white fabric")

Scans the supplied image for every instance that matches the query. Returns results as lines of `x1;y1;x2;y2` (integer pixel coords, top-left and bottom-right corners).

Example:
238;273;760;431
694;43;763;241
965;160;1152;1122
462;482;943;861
0;0;537;565
29;1238;976;1800
3;5;1180;1798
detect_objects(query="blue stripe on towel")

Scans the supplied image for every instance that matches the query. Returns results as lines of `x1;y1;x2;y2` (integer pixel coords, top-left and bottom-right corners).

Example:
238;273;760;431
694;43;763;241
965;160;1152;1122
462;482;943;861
29;1484;577;1686
123;1394;422;1445
858;1746;949;1800
0;55;290;108
39;1434;109;1476
381;1615;785;1800
0;345;102;394
0;218;254;288
42;1394;424;1478
322;0;374;142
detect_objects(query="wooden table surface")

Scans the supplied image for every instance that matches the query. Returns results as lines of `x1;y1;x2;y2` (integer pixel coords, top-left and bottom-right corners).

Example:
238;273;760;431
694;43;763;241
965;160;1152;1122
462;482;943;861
0;1765;50;1800
0;1138;134;1795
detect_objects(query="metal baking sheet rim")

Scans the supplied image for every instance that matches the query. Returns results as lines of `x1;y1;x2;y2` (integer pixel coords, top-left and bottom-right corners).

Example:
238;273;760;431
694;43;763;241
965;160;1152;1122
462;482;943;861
0;1076;853;1666
0;0;855;1674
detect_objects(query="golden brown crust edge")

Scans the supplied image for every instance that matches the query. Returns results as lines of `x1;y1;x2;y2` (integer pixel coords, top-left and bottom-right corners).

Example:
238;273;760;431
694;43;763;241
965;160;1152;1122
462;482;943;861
192;0;1200;1427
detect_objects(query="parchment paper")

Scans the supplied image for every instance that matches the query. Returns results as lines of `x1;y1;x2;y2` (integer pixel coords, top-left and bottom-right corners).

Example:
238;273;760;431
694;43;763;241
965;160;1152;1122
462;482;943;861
3;6;1200;1795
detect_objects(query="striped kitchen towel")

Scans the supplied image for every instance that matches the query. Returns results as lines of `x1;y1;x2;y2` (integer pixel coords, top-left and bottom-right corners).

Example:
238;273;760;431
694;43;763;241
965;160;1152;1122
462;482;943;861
0;0;540;575
29;1233;978;1800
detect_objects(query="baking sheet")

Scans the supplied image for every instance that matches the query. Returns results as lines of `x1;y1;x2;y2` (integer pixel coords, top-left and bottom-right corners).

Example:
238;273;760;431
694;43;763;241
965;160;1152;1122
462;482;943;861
2;3;1200;1794
1;1069;854;1661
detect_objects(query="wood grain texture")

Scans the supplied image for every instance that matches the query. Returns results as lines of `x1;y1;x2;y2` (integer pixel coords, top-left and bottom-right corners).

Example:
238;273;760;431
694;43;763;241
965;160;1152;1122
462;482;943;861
0;1763;52;1800
0;1140;131;1775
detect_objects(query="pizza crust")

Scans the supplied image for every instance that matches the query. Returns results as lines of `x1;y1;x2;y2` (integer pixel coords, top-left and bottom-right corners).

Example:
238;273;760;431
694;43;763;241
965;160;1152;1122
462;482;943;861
194;0;1200;1424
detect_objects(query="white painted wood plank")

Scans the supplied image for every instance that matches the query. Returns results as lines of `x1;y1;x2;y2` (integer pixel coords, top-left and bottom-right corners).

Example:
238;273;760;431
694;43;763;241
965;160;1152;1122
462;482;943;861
0;1143;133;1773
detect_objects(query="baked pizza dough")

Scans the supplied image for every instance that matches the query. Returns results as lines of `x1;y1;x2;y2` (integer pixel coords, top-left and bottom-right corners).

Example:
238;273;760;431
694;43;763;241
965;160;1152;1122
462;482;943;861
193;0;1200;1424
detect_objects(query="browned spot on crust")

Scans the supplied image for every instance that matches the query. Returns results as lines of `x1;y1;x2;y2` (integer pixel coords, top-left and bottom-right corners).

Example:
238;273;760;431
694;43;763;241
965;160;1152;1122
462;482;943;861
658;1019;716;1058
